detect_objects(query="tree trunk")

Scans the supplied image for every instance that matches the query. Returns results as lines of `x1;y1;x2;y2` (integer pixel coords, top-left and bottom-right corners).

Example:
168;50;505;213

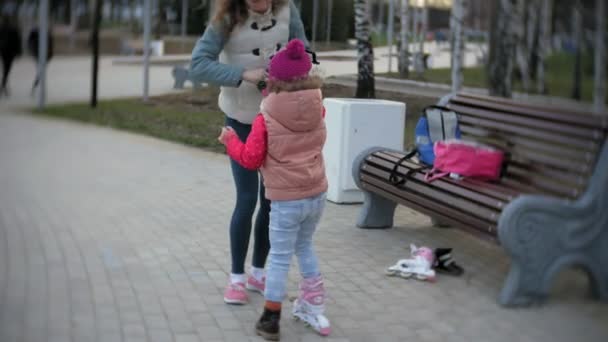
109;0;115;22
91;0;102;108
450;0;466;93
398;0;409;77
129;0;136;33
355;0;375;98
387;0;395;73
536;0;552;94
488;0;517;97
377;0;385;32
418;4;427;55
70;0;78;50
514;0;531;92
181;0;188;50
475;0;482;31
572;1;582;100
593;0;606;112
527;0;541;81
326;0;333;43
154;0;162;40
416;2;428;76
312;0;319;49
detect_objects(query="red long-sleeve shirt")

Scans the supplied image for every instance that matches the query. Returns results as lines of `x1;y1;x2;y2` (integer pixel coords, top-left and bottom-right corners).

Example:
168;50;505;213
225;114;268;170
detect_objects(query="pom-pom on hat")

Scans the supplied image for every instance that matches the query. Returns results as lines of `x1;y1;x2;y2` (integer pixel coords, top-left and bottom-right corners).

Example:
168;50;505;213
268;39;312;81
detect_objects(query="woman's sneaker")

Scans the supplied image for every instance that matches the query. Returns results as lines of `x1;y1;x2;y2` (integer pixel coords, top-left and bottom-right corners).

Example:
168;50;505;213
246;275;265;294
223;282;248;305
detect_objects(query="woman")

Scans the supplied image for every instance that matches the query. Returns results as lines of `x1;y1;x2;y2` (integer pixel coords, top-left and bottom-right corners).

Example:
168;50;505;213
28;27;54;96
189;0;308;305
0;16;22;97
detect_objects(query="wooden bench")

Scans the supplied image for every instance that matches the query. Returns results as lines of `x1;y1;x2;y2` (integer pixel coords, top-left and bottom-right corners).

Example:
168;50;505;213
121;39;145;55
171;65;203;89
352;92;608;306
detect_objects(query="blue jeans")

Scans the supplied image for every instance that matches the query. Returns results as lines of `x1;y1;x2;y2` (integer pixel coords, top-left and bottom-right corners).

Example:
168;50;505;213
264;193;326;302
225;116;271;275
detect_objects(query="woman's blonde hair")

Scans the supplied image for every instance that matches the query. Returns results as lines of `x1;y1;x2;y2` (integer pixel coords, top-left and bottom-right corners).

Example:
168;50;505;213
212;0;288;34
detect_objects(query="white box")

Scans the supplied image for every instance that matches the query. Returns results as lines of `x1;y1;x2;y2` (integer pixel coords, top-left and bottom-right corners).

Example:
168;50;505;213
323;98;406;203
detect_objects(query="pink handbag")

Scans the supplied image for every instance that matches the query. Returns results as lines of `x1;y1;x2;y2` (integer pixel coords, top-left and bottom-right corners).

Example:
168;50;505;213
425;139;504;182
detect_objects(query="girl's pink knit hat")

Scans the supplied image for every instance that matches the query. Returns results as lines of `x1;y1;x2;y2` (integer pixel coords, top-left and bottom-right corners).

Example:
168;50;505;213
268;39;312;81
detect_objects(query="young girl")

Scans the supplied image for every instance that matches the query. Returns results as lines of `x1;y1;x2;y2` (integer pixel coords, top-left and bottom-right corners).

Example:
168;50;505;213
190;0;308;305
218;38;330;340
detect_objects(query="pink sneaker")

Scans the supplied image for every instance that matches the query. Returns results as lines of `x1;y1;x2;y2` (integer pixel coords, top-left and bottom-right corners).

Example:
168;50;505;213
223;282;248;305
246;276;265;294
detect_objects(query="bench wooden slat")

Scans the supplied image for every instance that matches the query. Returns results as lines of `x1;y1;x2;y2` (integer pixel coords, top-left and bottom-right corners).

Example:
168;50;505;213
449;103;604;140
506;165;585;197
497;177;552;195
360;181;498;241
380;151;520;201
458;125;599;155
451;94;608;129
462;133;595;162
461;130;594;177
509;148;592;174
458;119;597;150
501;171;580;199
380;148;584;200
366;155;508;210
374;149;576;204
508;161;587;187
360;176;498;235
362;165;501;223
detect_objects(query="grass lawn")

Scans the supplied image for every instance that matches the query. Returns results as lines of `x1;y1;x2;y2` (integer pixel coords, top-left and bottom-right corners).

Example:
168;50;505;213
381;53;607;103
33;84;437;152
36;89;227;153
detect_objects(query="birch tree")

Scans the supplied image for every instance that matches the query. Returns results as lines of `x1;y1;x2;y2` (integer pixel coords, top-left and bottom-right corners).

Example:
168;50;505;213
571;0;583;100
514;0;531;92
355;0;375;98
536;0;552;94
450;0;467;93
488;0;517;97
594;0;606;113
398;0;410;77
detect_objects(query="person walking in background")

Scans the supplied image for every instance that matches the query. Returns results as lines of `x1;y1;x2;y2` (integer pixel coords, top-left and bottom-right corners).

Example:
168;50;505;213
28;26;53;96
189;0;308;306
0;15;22;97
219;39;331;340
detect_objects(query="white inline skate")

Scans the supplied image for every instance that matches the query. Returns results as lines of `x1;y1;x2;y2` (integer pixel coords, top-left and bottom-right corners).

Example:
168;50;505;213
386;244;436;282
292;276;331;336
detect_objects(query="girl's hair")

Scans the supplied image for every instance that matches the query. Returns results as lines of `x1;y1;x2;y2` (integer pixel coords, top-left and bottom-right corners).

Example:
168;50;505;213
266;74;324;94
212;0;288;34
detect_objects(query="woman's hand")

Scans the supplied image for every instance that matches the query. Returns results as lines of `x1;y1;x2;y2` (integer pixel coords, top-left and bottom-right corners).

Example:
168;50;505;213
242;68;267;84
218;126;236;145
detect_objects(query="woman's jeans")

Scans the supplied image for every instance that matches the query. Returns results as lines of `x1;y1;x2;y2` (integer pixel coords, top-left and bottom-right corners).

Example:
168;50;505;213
225;116;270;275
264;193;326;302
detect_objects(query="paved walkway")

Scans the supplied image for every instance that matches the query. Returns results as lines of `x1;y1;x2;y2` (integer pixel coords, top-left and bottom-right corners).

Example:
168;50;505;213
1;109;607;342
0;56;182;108
1;47;607;342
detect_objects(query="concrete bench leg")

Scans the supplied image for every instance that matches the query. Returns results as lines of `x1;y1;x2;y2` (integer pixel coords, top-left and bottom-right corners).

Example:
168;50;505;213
352;146;399;229
498;140;608;306
356;191;397;229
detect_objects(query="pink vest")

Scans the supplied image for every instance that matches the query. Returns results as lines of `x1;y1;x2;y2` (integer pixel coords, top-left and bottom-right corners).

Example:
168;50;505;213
260;89;328;201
